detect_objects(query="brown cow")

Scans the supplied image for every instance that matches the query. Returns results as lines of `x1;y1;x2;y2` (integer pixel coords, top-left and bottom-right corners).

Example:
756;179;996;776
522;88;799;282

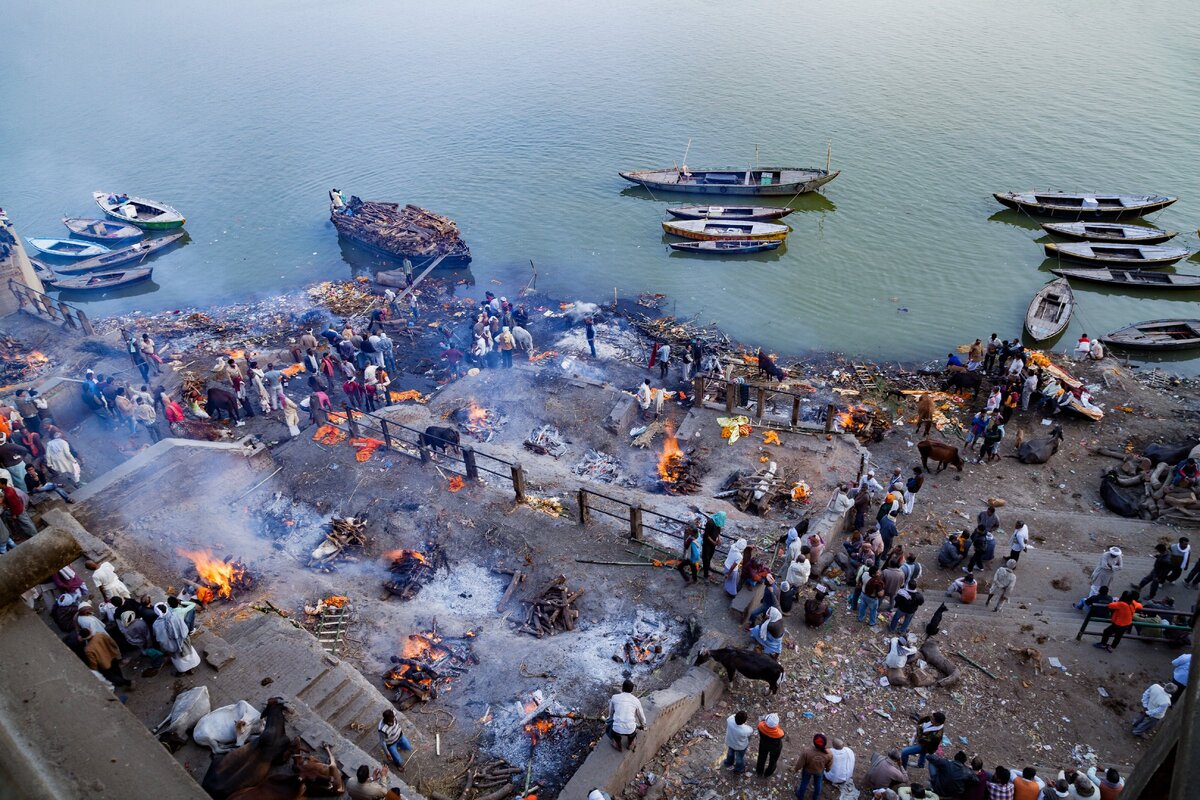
917;439;964;473
203;698;291;800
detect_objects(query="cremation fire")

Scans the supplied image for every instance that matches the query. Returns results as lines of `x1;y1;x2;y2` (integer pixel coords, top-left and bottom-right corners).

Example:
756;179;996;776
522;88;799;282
383;626;478;709
452;401;506;442
656;423;699;494
0;337;53;392
177;548;256;603
382;544;445;600
835;403;889;442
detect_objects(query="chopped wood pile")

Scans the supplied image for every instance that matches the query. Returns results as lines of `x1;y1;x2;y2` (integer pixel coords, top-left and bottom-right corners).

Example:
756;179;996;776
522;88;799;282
383;544;447;600
516;575;583;638
716;462;791;514
331;196;470;263
308;515;369;568
458;757;524;800
524;425;567;458
383;622;478;709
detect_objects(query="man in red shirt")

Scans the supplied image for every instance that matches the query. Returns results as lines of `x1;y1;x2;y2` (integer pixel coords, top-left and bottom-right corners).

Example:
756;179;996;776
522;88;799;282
1;476;37;550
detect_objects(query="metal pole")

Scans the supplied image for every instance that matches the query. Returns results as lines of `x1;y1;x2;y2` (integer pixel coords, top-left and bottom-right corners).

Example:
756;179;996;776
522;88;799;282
791;396;801;427
380;419;392;450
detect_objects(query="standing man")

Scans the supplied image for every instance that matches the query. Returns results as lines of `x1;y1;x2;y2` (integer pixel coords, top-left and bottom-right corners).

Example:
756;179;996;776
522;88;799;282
1088;547;1123;599
1165;537;1191;584
497;327;515;369
1135;543;1173;600
0;476;37;543
701;511;725;581
656;342;671;380
263;364;285;411
903;467;924;515
987;560;1018;612
1021;370;1038;412
80;627;132;689
900;712;945;769
1008;521;1032;564
754;712;786;778
983;333;1000;374
584;317;597;358
723;710;753;774
793;734;834;800
14;390;40;435
606;679;646;752
1131;682;1174;738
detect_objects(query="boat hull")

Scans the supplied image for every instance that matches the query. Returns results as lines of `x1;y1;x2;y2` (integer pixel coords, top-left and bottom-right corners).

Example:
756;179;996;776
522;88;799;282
665;205;795;221
621;168;838;196
55;233;185;274
62;218;144;241
93;192;186;229
1041;222;1175;244
53;268;154;292
661;220;789;241
994;192;1176;221
1051;268;1200;291
26;238;110;259
668;240;782;254
1102;319;1200;351
1043;243;1187;269
1024;279;1074;341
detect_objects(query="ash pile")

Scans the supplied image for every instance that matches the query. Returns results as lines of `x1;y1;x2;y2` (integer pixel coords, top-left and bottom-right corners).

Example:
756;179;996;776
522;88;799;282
479;689;590;798
453;402;506;442
573;449;638;487
329;189;471;265
308;515;369;569
612;610;673;670
524;425;567;458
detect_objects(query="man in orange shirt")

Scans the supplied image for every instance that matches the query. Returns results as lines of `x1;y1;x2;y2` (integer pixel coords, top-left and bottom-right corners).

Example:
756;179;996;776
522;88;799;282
1093;590;1142;652
1012;766;1044;800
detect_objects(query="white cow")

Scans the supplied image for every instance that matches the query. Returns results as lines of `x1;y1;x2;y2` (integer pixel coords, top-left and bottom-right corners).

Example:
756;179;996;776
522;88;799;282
193;700;263;753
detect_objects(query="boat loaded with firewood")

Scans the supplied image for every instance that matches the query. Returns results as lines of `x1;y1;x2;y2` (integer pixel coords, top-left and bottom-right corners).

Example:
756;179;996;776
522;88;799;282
53;233;185;275
1050;267;1200;291
665;205;795;221
1043;242;1189;268
993;191;1176;221
661;219;790;241
328;189;471;267
62;217;144;241
93;192;186;229
25;238;110;259
1041;221;1176;244
668;239;783;254
1024;278;1074;341
621;167;838;196
50;267;154;292
1101;319;1200;352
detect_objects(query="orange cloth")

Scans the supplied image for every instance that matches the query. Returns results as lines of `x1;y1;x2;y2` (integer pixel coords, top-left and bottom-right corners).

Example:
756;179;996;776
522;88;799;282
757;720;785;739
1108;600;1142;627
1013;777;1041;800
960;582;977;604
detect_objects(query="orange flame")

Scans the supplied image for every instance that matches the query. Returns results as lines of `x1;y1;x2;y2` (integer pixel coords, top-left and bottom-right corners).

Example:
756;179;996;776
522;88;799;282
837;405;868;431
177;548;246;600
448;475;465;492
467;402;487;425
525;717;554;742
226;350;246;361
657;423;685;481
384;549;428;563
27;350;49;366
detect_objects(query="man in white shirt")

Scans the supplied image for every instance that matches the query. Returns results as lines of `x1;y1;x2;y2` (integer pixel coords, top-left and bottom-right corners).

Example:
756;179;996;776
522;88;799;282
1008;522;1032;564
607;679;646;751
825;737;856;786
1132;682;1174;738
723;710;753;773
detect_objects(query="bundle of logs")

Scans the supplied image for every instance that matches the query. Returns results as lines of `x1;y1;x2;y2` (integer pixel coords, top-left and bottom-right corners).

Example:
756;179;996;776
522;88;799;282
308;515;369;569
516;575;583;638
716;462;790;514
331;197;470;261
383;543;447;600
383;625;478;709
457;757;525;800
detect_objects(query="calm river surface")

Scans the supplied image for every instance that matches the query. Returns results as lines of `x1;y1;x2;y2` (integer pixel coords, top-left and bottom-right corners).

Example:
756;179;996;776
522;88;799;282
3;1;1199;368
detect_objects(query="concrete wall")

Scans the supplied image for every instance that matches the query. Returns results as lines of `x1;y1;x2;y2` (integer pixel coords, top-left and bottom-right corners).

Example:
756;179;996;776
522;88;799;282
559;665;726;800
0;217;45;317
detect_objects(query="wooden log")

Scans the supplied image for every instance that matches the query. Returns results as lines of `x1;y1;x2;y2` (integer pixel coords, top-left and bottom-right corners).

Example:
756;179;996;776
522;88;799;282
497;570;525;612
475;783;518;800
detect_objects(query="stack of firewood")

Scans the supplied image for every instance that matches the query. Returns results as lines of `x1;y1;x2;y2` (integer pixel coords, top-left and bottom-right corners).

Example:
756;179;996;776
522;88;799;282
331;197;470;260
383;544;447;600
517;575;584;638
308;515;369;568
458;757;524;800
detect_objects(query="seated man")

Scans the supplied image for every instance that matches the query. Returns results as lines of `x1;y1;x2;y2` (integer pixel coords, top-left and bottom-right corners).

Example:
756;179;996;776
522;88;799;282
936;534;965;570
805;585;833;628
945;573;977;604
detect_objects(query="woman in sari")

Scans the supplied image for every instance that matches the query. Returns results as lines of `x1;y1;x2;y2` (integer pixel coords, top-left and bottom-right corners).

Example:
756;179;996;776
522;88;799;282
723;539;748;596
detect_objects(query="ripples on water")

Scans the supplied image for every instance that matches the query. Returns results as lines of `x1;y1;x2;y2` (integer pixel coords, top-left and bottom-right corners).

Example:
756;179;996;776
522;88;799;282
2;0;1198;369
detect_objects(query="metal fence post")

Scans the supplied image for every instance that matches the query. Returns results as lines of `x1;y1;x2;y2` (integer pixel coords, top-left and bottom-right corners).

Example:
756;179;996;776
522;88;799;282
629;504;643;541
342;403;359;438
577;488;590;526
510;462;526;503
462;446;479;481
380;419;392;450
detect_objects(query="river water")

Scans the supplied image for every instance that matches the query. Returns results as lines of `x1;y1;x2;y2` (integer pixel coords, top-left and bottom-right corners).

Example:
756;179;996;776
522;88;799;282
3;1;1199;368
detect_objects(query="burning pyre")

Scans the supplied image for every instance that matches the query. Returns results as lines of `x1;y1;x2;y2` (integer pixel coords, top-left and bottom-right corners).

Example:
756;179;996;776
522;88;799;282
308;515;369;569
613;610;673;669
177;548;256;603
0;339;50;392
452;401;506;442
836;403;890;442
657;423;700;495
383;544;447;600
383;626;478;709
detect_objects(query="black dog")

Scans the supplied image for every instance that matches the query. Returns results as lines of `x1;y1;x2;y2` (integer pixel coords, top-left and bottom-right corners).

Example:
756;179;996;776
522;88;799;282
925;602;948;638
420;425;460;454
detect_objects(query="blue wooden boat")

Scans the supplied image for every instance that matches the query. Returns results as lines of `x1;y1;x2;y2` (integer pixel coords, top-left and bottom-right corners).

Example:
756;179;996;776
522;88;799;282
26;238;111;258
53;233;185;274
668;239;782;254
62;217;144;241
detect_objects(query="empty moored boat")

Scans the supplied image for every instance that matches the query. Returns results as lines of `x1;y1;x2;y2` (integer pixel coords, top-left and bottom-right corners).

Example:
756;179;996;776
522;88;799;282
1024;278;1074;341
622;167;838;196
93;192;186;229
54;233;185;274
1041;221;1176;244
1050;267;1200;291
668;239;783;255
1102;320;1200;352
25;238;110;259
62;217;144;240
51;267;154;292
661;219;789;241
1043;242;1189;268
665;205;795;222
994;192;1176;221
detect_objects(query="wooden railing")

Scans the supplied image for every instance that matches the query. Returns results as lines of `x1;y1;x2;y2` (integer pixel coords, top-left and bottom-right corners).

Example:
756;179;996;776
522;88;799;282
8;280;95;335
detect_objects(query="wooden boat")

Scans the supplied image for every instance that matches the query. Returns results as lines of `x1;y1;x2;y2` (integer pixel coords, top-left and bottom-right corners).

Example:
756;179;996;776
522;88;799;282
1050;267;1200;291
329;189;470;267
994;191;1176;221
621;167;838;196
29;258;57;285
54;233;184;274
1043;242;1189;268
665;205;795;222
26;238;110;259
1041;221;1176;244
661;219;789;241
93;192;186;229
1102;319;1200;351
51;267;153;292
1024;278;1074;341
668;239;783;254
62;217;143;240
